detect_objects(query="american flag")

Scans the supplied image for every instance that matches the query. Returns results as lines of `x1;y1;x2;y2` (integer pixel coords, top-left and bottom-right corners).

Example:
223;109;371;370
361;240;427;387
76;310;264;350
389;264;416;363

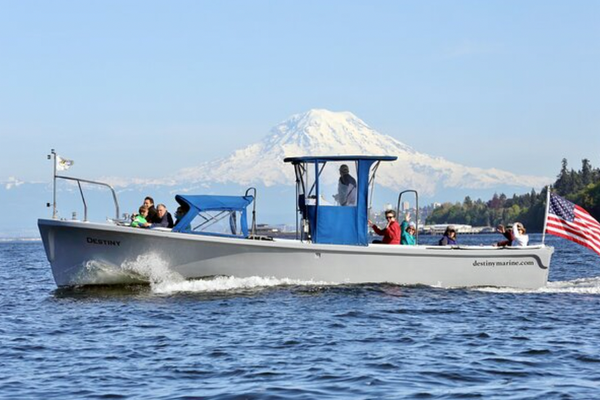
546;193;600;256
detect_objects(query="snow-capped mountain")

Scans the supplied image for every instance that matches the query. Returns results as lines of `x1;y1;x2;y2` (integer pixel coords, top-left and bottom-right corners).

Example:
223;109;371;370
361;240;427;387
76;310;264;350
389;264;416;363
174;109;550;196
1;108;552;237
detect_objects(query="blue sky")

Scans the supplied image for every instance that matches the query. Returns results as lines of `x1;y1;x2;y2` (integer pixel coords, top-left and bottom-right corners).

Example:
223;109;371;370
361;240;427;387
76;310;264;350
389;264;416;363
1;0;599;182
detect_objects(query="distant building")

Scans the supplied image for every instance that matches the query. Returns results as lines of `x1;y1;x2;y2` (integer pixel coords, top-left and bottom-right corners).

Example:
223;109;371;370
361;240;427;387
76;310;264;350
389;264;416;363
401;201;410;212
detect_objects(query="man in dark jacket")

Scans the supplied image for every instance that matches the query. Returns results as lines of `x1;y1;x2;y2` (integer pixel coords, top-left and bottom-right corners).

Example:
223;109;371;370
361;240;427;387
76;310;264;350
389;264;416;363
142;204;174;228
143;196;158;222
152;204;174;228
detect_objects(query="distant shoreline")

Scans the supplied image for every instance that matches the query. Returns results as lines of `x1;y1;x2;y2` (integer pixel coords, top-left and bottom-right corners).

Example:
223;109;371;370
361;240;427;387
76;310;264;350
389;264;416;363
0;237;42;243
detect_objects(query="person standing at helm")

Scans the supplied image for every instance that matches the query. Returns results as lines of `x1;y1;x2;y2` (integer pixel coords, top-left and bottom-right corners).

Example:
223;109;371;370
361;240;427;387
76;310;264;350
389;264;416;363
335;164;357;206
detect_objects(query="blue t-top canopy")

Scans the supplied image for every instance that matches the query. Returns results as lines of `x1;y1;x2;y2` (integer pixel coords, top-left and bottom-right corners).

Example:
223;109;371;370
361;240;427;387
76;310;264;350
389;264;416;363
284;155;397;163
285;155;397;246
175;195;253;212
172;194;254;236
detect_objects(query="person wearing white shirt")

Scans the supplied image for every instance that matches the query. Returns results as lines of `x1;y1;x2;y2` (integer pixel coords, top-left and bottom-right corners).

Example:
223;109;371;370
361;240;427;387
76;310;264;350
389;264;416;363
511;222;529;246
335;164;357;206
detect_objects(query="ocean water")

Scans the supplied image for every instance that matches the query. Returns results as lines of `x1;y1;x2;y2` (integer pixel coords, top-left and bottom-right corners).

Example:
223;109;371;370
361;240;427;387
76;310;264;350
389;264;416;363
1;234;600;399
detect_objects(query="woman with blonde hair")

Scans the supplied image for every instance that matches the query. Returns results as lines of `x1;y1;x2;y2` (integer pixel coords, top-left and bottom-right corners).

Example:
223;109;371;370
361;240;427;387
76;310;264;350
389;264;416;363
511;222;529;246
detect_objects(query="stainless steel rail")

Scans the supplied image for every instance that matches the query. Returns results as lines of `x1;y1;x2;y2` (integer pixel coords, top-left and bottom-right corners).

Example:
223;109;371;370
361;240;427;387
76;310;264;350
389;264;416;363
397;189;419;244
54;175;120;221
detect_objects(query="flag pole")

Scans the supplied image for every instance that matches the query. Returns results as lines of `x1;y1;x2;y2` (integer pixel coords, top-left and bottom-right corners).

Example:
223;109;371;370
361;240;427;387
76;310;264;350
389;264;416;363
541;185;551;245
52;149;57;219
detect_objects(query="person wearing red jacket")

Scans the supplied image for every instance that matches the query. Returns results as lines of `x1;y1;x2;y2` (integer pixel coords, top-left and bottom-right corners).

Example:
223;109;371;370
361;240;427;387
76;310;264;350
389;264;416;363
369;210;401;244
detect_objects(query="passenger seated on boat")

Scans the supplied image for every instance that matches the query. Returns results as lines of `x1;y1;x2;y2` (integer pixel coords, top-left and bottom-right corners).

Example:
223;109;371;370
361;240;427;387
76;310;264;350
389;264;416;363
334;164;357;206
130;205;149;228
369;210;400;244
495;224;514;247
143;196;158;222
511;222;529;246
439;226;457;246
174;205;191;231
142;204;174;228
174;206;186;224
401;214;416;245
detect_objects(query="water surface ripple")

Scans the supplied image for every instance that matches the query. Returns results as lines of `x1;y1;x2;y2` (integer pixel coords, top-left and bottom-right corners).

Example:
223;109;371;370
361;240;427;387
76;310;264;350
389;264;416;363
1;234;600;399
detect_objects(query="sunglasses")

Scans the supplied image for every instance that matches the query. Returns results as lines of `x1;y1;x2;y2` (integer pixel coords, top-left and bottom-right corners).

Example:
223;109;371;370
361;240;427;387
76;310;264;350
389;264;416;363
386;216;394;219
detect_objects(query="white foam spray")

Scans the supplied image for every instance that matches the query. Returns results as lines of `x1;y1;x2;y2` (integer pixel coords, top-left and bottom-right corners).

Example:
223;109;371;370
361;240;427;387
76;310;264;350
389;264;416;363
120;253;185;284
75;253;332;293
476;276;600;295
72;253;185;286
152;275;332;295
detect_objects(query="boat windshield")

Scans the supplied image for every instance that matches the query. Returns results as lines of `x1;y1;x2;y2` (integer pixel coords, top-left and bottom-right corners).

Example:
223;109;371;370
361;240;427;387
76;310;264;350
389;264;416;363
303;161;359;207
184;209;245;237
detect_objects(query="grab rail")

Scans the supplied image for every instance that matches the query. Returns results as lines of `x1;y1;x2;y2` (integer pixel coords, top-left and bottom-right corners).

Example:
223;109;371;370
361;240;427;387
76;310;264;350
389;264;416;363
55;175;120;222
396;189;419;244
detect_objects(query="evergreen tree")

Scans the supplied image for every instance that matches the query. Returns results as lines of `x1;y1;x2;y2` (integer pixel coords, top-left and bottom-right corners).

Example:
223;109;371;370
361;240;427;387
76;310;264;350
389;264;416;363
570;169;582;193
555;158;570;194
464;196;473;208
581;158;593;186
425;157;600;231
529;188;537;207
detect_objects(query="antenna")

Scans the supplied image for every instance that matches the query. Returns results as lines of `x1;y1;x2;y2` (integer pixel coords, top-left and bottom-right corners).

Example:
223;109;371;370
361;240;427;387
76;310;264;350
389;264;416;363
50;149;57;219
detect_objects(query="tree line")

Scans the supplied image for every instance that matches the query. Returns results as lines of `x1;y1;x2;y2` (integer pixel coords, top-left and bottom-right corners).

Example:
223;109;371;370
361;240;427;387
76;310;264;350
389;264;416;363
426;158;600;231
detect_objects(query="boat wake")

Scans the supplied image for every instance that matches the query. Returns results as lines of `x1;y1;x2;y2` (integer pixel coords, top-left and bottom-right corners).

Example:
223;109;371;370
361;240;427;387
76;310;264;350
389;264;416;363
71;254;332;293
72;253;185;286
476;276;600;295
152;276;332;295
72;254;600;296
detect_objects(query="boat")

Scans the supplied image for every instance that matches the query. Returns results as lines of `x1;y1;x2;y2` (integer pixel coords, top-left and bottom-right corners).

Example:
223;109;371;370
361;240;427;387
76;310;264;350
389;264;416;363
38;154;554;289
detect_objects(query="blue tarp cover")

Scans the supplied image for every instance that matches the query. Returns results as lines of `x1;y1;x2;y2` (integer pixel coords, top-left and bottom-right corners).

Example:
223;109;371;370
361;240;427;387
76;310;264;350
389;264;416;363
172;194;253;236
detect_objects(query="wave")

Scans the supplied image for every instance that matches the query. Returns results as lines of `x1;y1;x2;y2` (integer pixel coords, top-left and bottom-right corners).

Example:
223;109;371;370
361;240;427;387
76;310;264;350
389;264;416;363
71;253;331;293
120;253;184;284
476;276;600;295
72;252;600;296
152;276;332;295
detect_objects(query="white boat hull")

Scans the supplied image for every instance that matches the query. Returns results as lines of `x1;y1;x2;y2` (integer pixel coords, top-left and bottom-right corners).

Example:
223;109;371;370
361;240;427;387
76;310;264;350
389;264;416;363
38;219;553;289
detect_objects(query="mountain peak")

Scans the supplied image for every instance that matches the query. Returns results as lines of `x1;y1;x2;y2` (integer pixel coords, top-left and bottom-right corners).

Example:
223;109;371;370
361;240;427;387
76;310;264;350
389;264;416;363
175;110;551;194
278;109;369;138
295;108;361;124
266;109;403;158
